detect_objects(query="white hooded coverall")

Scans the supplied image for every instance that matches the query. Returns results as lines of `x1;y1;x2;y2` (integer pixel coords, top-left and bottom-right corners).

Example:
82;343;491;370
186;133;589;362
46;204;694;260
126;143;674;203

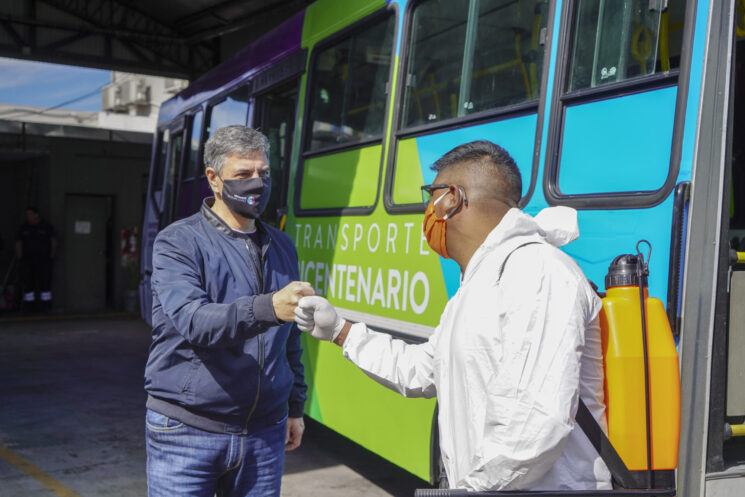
341;207;613;491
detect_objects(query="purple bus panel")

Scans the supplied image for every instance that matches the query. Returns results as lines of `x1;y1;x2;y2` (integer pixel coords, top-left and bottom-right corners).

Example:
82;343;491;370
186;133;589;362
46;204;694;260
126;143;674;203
158;11;304;126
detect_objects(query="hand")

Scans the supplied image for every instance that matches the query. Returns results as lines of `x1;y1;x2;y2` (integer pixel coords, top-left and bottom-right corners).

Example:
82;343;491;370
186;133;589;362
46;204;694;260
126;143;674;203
272;282;315;322
285;416;304;451
294;296;345;341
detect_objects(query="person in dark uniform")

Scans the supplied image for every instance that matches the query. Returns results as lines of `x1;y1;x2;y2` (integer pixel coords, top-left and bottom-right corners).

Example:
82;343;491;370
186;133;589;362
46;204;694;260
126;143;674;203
15;206;57;311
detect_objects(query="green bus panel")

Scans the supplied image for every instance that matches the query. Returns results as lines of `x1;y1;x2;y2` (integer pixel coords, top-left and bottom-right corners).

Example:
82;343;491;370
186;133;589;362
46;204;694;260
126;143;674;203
299;145;382;209
292;210;451;481
301;0;387;48
302;335;436;481
392;138;426;205
292;214;450;326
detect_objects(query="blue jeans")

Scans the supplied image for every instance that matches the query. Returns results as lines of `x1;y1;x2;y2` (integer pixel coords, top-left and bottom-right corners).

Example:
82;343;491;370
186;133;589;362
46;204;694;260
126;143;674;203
146;409;287;497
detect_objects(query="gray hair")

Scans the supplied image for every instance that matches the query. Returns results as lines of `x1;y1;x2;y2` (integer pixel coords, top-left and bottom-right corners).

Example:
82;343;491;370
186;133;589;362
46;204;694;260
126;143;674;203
203;125;270;175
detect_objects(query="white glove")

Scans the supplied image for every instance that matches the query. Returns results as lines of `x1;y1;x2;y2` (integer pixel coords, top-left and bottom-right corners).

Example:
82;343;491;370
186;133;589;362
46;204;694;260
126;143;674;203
294;296;345;341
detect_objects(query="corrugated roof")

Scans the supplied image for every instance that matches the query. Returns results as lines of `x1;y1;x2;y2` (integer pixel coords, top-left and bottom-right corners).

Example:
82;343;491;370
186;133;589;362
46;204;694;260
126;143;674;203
0;0;313;79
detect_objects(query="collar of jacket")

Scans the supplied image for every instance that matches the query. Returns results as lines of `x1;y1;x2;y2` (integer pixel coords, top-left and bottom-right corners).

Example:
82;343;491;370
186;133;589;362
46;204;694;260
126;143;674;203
200;197;270;245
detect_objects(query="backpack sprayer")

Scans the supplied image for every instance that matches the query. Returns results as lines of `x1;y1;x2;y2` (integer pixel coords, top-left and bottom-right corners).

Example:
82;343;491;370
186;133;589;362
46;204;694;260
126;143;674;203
414;241;680;497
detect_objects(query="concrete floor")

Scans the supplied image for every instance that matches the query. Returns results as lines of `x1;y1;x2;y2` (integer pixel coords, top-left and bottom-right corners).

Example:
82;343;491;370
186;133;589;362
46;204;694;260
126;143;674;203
0;316;427;497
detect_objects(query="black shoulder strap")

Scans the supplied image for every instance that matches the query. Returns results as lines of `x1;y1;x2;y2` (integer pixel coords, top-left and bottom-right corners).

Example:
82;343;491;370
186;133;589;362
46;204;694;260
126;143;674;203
577;394;645;489
498;241;642;489
497;242;541;282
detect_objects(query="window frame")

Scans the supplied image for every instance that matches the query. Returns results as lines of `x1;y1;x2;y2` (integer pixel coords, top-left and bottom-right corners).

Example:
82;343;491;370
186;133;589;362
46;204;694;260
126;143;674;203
565;0;673;94
203;82;253;146
300;7;397;159
149;117;186;229
172;106;206;220
396;0;547;136
383;0;555;214
248;51;308;224
542;0;697;209
251;49;308;217
293;4;399;218
252;77;303;225
150;128;169;197
146;128;167;221
180;107;206;183
162;119;187;227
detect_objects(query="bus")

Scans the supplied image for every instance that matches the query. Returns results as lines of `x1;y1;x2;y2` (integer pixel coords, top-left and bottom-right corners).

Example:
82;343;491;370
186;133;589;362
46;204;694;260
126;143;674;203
140;0;745;495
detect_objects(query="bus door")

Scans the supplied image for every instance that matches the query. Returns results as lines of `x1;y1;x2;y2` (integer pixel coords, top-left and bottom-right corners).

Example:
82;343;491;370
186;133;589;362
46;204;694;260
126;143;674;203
174;109;204;221
253;80;299;230
139;122;185;324
689;6;745;495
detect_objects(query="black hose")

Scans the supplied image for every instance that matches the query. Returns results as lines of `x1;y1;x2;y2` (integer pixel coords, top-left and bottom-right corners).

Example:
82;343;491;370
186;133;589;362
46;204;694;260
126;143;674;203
636;240;654;489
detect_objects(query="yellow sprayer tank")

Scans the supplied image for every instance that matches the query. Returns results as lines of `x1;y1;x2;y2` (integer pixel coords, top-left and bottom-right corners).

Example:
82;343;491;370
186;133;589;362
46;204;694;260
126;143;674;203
599;254;680;471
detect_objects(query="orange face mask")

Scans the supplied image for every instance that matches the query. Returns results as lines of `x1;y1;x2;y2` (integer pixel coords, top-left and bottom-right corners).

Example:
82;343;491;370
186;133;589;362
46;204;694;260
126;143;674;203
422;188;464;259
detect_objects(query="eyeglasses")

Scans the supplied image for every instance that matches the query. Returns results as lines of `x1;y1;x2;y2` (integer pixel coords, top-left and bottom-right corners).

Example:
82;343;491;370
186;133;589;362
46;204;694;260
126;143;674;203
420;184;449;205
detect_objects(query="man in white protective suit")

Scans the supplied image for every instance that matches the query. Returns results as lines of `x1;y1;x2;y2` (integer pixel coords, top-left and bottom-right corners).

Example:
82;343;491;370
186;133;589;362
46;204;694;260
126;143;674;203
294;140;613;492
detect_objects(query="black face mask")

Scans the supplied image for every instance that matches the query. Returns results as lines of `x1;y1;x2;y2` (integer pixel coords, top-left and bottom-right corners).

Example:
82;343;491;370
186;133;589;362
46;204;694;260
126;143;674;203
219;176;272;219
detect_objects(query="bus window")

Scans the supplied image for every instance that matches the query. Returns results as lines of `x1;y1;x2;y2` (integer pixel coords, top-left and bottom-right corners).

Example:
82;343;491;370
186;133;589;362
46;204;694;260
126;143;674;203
546;0;687;203
206;86;250;137
172;111;204;221
255;81;298;228
184;110;203;180
162;131;184;226
306;13;395;151
402;0;548;128
153;129;169;200
568;0;686;91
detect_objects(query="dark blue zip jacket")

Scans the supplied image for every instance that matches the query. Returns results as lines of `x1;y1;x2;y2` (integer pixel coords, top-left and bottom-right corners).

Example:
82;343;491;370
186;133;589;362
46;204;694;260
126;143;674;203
144;198;306;433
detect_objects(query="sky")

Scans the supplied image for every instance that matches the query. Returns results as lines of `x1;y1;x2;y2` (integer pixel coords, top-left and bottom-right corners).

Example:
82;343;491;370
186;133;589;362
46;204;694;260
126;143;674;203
0;57;111;112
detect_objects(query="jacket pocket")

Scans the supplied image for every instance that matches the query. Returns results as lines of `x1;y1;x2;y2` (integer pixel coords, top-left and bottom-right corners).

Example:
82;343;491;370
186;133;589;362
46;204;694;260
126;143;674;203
146;409;184;432
180;354;201;402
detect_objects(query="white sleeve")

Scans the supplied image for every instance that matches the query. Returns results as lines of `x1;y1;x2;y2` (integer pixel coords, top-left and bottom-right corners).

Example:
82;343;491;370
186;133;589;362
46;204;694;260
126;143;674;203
341;322;437;399
460;250;586;490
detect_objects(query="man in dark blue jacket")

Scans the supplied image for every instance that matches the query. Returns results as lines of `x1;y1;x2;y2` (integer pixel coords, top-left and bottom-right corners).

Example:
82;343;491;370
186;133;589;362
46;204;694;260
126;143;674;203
144;125;313;497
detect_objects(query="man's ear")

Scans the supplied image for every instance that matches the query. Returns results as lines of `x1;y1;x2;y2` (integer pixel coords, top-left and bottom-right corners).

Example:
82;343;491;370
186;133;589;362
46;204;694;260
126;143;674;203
205;168;220;194
440;184;463;214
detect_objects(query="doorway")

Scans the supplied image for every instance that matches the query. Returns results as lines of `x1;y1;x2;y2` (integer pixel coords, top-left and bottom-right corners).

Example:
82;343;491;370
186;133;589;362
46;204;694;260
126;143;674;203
64;194;113;311
709;26;745;473
255;80;299;229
